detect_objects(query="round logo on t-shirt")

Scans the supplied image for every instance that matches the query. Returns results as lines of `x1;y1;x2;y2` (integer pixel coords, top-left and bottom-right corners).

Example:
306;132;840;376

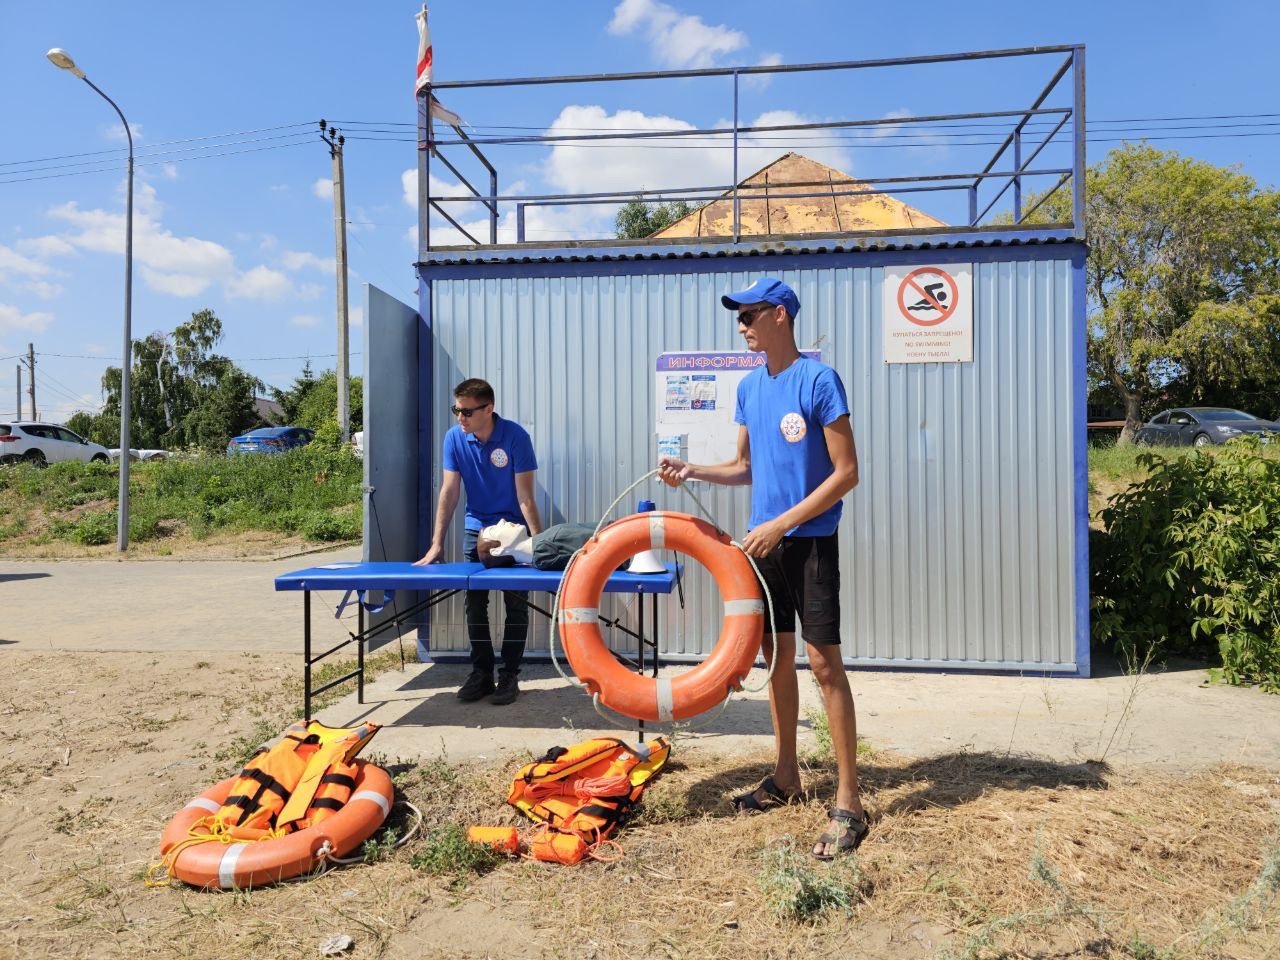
780;412;807;443
489;447;510;468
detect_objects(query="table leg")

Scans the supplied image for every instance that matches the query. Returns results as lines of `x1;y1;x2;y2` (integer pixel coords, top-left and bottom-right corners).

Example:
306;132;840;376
637;586;645;741
304;591;312;722
358;602;365;705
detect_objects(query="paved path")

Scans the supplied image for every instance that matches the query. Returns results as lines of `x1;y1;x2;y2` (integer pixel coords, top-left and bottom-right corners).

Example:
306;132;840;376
5;550;1279;771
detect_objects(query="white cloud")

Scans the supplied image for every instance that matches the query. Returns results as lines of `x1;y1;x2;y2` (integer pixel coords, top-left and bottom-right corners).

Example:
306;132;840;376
296;282;324;300
0;302;53;333
105;121;143;143
16;236;76;258
544;105;851;198
313;178;334;201
608;0;746;68
350;306;364;327
0;244;54;284
24;280;64;300
289;314;321;327
158;163;178;180
140;267;212;297
49;183;236;290
40;182;311;302
225;265;293;301
742;52;783;90
281;250;333;272
402;168;476;209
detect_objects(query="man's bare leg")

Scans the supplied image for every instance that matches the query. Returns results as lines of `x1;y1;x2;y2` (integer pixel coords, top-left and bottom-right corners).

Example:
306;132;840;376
807;642;865;856
743;631;801;807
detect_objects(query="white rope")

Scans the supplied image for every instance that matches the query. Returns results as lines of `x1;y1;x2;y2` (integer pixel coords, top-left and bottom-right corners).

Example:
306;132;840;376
324;800;423;866
549;469;781;717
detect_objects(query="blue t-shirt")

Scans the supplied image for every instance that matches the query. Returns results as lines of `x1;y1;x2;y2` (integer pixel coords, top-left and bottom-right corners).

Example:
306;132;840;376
734;357;850;537
442;414;537;530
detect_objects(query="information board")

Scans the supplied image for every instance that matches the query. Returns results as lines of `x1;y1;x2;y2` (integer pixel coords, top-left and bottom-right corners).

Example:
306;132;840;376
654;350;820;465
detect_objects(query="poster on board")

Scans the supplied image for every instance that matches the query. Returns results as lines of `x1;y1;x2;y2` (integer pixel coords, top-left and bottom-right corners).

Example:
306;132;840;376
655;350;820;465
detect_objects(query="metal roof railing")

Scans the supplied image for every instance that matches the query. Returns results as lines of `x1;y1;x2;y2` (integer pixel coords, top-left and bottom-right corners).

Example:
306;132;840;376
414;44;1084;259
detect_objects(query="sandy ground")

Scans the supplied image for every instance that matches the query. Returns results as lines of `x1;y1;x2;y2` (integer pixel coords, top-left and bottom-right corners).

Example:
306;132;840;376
2;550;1279;958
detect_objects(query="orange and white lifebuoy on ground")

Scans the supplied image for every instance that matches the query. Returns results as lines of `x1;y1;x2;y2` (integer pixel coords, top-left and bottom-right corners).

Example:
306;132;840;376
559;511;764;722
157;759;393;889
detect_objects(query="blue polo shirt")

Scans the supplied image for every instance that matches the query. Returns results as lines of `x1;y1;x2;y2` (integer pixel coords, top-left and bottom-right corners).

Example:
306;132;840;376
442;414;537;530
735;356;850;537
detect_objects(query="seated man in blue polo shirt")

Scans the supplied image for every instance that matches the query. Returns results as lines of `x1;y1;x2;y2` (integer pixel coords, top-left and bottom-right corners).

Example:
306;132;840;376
415;377;542;705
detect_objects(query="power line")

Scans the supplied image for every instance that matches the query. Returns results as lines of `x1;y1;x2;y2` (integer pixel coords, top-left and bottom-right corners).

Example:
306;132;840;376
38;350;364;362
7;130;321;177
0;121;317;168
0;138;315;187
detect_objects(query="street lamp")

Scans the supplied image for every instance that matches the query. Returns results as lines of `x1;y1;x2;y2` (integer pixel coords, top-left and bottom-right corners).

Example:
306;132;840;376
47;47;134;551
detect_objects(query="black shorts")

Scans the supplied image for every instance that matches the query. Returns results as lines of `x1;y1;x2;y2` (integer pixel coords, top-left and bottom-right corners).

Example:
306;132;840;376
752;533;841;644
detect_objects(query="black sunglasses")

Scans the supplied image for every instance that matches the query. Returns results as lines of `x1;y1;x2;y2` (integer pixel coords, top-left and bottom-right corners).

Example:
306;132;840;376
737;304;774;327
451;403;490;417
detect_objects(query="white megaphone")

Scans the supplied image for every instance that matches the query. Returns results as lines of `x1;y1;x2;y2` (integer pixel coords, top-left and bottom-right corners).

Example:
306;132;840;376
628;499;667;574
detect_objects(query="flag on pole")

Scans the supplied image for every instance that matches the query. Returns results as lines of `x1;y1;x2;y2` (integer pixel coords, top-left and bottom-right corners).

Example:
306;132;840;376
415;5;464;131
415;5;433;93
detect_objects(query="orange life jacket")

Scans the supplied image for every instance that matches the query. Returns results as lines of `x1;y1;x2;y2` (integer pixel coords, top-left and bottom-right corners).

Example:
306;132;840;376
505;736;670;864
213;721;379;841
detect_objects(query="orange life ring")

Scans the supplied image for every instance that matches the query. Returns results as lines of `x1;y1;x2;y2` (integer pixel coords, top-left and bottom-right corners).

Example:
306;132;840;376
560;511;763;721
159;759;393;889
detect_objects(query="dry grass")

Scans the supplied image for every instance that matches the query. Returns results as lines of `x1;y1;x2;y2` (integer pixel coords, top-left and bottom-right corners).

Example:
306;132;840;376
3;653;1278;960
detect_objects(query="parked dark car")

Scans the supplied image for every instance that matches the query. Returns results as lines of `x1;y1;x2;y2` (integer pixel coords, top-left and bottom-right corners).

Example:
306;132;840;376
1134;407;1280;448
226;426;315;455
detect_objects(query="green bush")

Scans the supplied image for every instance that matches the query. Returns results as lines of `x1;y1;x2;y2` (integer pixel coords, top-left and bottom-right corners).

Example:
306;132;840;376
301;506;361;542
69;510;117;546
1092;438;1280;691
4;444;363;547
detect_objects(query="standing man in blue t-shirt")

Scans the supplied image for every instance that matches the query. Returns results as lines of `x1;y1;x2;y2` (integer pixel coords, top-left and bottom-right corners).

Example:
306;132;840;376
658;278;868;858
416;378;542;705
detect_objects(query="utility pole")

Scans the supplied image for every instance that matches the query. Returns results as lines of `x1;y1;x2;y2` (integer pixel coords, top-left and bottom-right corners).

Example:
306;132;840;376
15;364;21;419
26;343;37;421
320;120;350;443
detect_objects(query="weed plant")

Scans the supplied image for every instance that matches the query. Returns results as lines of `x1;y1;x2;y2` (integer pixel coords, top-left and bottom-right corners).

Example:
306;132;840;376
756;838;868;922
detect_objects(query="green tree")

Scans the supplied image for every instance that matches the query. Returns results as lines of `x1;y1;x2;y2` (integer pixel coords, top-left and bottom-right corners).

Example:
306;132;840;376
272;367;363;442
88;309;264;452
1020;144;1280;442
271;361;317;425
615;197;695;239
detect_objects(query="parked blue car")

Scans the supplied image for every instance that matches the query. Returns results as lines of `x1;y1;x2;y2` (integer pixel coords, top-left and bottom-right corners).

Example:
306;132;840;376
226;426;315;455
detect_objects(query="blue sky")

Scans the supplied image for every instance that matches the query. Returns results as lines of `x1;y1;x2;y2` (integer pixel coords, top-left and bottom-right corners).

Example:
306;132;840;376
2;1;1277;423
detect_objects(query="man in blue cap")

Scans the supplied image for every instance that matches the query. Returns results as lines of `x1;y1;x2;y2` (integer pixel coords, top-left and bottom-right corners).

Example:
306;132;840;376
658;277;868;858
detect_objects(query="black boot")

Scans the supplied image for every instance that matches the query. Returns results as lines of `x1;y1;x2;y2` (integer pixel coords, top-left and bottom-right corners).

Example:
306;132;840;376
490;671;520;706
457;669;495;702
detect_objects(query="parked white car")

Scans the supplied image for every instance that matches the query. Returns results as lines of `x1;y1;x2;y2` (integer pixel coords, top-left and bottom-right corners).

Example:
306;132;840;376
0;421;111;466
351;430;364;460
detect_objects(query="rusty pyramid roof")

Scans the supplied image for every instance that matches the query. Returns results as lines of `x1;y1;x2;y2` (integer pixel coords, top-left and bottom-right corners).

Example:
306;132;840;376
650;152;946;239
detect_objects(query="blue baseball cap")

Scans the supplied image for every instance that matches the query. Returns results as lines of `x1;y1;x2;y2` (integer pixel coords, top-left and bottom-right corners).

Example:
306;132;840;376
721;277;800;319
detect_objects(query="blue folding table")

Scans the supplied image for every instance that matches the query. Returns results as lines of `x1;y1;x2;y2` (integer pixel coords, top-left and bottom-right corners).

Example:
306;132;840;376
274;561;680;721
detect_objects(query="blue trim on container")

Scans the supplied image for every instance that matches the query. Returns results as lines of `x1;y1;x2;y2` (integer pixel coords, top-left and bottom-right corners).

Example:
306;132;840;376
419;241;1079;283
416;278;434;661
1070;246;1091;677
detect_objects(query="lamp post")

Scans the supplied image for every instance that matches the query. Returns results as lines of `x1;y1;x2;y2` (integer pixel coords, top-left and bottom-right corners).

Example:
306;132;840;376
47;48;133;551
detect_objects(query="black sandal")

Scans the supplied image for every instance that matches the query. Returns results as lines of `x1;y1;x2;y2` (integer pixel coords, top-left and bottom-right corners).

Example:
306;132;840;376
813;807;870;859
729;775;800;815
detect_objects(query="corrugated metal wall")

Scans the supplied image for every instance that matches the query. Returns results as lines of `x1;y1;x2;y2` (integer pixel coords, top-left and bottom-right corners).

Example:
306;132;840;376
423;252;1081;670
